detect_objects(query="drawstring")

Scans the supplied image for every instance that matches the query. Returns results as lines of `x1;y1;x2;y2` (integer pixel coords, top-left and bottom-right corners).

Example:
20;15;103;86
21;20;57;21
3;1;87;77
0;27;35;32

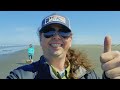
56;70;69;79
65;70;69;79
57;72;62;79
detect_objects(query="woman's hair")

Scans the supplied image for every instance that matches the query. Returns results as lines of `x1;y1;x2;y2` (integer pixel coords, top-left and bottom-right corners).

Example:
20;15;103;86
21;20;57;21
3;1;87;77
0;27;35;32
65;48;93;79
38;25;93;79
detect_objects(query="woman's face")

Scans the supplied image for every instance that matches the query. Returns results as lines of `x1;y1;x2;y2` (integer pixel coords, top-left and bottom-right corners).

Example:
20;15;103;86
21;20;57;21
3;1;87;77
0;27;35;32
40;24;72;57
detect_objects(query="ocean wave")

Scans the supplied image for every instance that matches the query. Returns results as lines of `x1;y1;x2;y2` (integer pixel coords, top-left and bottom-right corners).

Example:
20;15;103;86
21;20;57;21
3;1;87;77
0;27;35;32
0;46;28;55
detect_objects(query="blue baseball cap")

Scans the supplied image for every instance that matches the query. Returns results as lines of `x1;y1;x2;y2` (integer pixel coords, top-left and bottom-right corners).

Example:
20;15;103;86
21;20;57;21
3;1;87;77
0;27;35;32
38;13;71;32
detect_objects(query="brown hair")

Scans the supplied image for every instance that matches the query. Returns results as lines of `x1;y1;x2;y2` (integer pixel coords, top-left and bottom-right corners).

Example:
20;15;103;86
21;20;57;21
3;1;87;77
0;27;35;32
65;48;93;79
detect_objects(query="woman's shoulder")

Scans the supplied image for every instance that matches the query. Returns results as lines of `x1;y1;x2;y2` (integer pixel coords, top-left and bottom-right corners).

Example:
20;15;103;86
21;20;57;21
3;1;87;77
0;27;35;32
6;60;41;79
81;69;100;79
73;66;100;79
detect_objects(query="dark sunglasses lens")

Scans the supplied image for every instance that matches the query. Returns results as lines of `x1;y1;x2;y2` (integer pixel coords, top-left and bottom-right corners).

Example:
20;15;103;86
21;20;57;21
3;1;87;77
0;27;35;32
59;28;71;38
44;31;55;38
59;32;71;38
42;27;71;38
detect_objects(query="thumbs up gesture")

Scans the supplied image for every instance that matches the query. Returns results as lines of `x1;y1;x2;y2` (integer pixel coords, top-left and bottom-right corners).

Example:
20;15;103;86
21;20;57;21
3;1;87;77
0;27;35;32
100;36;120;79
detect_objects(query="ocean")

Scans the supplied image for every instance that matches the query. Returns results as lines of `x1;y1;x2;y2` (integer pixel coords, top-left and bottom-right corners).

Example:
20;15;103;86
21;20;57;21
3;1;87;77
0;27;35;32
0;45;28;55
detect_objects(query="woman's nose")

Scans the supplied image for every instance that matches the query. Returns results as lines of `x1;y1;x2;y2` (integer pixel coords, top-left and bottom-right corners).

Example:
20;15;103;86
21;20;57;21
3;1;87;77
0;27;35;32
52;32;61;40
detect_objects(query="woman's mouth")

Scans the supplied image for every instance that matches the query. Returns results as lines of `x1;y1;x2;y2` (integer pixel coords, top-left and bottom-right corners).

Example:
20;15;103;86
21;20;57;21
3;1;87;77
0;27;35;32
50;44;63;48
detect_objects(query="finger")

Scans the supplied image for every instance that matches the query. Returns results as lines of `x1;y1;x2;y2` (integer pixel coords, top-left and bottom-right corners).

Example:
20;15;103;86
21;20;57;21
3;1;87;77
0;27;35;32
101;55;120;71
105;67;120;79
100;51;120;63
104;35;112;53
113;76;120;79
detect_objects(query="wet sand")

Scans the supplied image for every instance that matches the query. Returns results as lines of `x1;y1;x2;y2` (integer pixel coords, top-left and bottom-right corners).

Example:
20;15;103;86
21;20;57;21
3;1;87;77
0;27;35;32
0;45;42;79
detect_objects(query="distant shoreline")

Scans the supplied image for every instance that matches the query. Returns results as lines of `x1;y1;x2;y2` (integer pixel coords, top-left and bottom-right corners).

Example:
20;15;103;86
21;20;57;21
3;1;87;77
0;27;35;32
0;46;28;55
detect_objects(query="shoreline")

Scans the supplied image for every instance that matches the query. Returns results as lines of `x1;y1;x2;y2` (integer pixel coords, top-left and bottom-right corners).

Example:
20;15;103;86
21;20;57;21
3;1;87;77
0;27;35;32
0;46;42;79
0;46;28;55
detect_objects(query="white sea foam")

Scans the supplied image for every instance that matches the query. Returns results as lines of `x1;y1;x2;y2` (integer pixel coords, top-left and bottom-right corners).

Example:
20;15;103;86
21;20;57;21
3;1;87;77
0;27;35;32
0;45;28;55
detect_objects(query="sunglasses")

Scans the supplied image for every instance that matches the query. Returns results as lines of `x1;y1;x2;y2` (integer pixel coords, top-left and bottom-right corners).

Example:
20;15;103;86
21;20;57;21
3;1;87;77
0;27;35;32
41;27;72;38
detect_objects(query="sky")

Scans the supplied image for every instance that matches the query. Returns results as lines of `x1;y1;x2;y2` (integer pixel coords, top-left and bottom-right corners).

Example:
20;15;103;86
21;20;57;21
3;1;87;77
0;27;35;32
0;11;120;45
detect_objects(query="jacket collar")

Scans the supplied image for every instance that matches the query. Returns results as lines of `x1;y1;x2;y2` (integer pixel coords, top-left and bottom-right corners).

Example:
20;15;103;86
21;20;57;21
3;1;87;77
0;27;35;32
39;55;88;79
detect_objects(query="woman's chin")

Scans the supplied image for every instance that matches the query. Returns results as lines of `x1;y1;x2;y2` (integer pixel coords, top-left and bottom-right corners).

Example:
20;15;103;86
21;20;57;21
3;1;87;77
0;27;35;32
51;51;62;56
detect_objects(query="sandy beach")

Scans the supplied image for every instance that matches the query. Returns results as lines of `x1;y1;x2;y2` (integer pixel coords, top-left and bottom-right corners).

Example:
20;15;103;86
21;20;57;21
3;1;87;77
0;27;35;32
0;45;43;79
0;45;104;79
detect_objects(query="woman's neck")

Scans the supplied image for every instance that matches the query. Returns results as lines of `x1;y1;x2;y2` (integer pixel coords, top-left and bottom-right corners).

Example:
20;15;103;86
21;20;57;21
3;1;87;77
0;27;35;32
44;55;66;72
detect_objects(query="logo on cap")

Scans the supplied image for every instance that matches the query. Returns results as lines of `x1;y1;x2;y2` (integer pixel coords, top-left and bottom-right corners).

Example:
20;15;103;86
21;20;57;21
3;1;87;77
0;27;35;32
45;15;66;25
38;13;71;33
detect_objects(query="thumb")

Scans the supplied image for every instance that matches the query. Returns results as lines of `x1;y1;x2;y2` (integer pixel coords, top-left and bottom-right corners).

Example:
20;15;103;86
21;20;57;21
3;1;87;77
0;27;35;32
104;35;112;53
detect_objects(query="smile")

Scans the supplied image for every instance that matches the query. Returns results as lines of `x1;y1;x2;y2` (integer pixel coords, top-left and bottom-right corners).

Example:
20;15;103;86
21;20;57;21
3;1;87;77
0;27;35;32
50;44;63;48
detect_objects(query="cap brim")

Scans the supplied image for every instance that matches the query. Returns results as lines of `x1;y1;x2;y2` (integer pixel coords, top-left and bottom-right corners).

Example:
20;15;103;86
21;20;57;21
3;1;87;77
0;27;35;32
39;22;71;33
